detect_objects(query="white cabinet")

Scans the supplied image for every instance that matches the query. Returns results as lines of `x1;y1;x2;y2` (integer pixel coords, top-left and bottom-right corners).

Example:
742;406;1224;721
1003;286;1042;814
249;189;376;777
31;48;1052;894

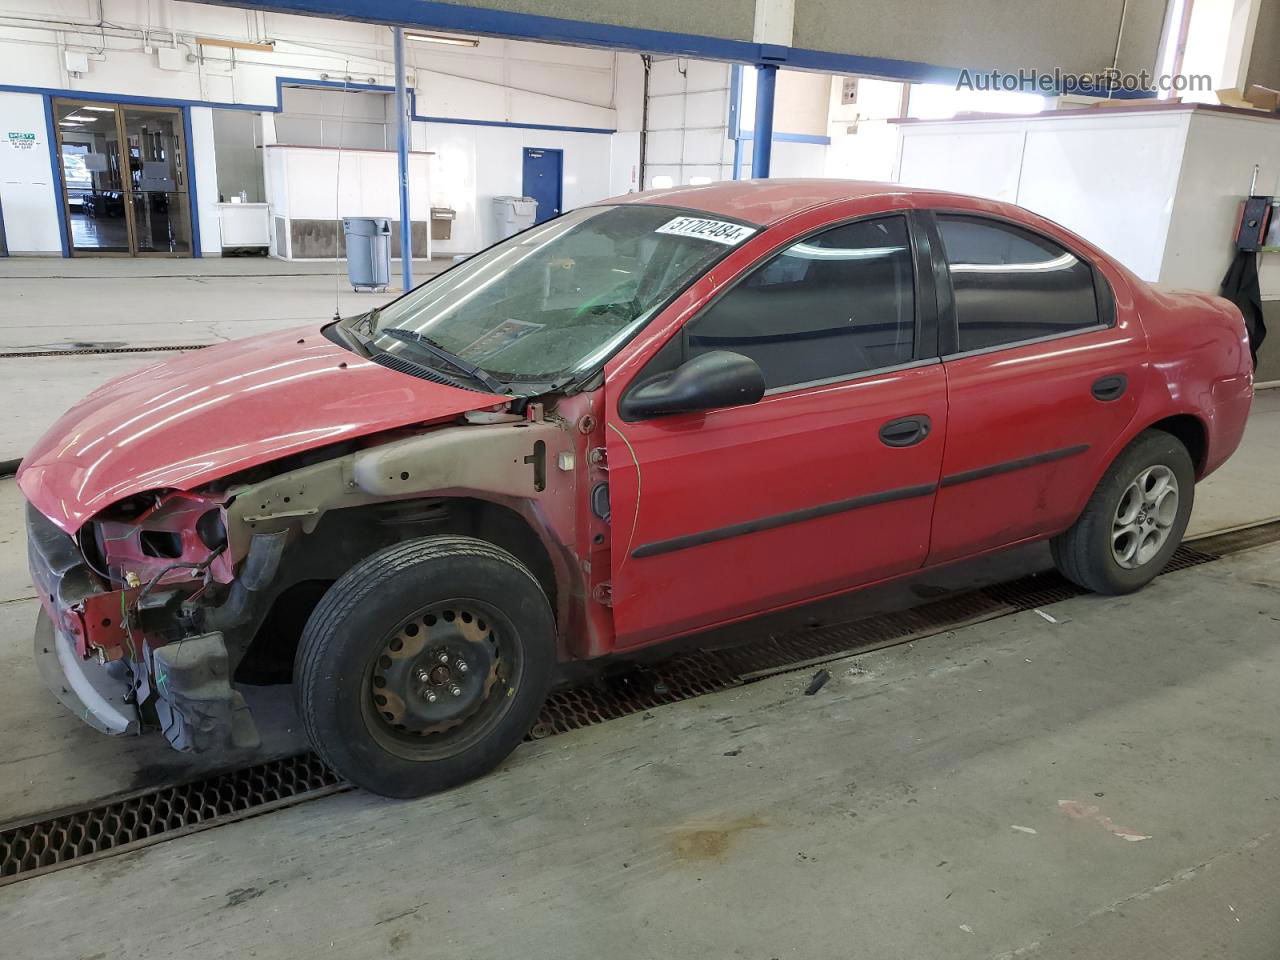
217;202;270;248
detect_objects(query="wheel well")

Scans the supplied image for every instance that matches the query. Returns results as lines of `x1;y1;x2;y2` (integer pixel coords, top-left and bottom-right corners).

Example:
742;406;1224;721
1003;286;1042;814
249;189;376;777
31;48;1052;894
1149;414;1208;477
234;497;559;684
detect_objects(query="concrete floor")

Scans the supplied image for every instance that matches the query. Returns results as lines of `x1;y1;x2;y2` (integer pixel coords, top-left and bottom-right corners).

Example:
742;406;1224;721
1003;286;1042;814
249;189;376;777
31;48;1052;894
2;539;1280;959
0;257;449;459
1;257;1280;958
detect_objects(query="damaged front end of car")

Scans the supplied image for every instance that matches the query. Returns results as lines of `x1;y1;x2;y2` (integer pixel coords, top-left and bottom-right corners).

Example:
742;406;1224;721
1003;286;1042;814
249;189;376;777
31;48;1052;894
24;396;599;756
28;489;264;752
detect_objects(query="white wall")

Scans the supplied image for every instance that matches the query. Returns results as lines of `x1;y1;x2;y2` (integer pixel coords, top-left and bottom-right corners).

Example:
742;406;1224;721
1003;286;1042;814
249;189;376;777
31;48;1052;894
0;91;61;253
643;58;832;189
0;0;644;255
1163;110;1280;296
423;123;615;252
736;65;831;179
896;112;1189;283
188;106;221;256
644;59;736;188
824;77;905;183
894;107;1280;300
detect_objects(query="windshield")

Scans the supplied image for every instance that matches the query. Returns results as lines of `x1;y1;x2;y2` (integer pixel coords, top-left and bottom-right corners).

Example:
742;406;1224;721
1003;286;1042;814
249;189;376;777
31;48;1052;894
359;205;752;389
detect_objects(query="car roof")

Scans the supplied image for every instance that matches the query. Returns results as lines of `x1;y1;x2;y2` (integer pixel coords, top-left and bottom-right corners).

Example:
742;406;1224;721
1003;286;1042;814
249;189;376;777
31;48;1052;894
606;179;943;227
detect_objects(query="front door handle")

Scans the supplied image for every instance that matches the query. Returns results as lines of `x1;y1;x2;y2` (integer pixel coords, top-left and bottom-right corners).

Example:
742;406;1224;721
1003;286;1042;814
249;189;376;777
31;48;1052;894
879;415;932;448
1092;374;1128;402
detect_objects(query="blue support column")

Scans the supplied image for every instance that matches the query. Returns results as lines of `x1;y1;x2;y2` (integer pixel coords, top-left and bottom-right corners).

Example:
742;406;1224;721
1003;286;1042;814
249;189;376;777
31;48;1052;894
729;64;744;180
393;26;413;290
751;63;777;179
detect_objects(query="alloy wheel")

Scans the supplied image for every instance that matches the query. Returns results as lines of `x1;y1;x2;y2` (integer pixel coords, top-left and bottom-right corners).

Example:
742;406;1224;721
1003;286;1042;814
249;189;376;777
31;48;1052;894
1111;464;1179;569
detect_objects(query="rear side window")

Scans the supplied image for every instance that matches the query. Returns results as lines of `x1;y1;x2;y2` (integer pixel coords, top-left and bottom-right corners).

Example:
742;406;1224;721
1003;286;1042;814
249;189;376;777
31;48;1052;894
937;215;1100;354
686;216;916;390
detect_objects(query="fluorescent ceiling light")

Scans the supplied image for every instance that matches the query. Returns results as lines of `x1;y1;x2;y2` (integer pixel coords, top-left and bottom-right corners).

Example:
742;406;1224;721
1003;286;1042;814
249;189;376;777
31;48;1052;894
82;105;115;112
405;32;478;47
67;115;96;122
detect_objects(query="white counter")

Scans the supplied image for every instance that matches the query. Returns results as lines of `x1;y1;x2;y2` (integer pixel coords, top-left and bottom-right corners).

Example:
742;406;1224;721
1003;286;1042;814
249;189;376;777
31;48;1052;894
264;144;433;260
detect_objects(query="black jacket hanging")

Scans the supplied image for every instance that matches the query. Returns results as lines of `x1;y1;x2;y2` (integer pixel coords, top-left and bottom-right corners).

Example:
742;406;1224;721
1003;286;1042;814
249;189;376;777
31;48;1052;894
1220;250;1266;367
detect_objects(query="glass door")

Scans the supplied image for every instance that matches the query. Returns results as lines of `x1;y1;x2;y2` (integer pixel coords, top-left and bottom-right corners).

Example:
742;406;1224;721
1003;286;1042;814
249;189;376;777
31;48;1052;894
121;105;192;256
54;99;131;255
53;100;192;256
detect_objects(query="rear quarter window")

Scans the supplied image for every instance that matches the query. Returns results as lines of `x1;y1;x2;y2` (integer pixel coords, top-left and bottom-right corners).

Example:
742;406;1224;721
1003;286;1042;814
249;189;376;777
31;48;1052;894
938;215;1101;354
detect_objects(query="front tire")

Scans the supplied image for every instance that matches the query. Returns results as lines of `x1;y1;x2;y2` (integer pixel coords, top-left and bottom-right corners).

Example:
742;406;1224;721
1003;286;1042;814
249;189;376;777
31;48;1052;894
1051;430;1195;595
295;536;556;798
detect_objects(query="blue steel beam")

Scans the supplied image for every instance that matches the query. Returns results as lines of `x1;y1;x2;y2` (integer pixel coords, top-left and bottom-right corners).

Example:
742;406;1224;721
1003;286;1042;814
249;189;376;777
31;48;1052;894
192;1;1159;98
393;26;412;290
751;64;777;179
192;0;964;83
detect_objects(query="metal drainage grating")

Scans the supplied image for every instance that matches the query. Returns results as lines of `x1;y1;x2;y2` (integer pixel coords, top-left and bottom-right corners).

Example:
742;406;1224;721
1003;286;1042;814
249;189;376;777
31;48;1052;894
0;344;212;359
532;589;1012;738
0;527;1268;886
534;649;735;737
1187;519;1280;559
0;753;344;886
533;543;1224;738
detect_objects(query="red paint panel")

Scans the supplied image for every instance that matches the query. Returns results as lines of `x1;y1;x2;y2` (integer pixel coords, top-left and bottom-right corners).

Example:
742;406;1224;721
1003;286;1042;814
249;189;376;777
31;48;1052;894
612;178;916;227
929;317;1148;563
18;325;501;532
607;363;947;647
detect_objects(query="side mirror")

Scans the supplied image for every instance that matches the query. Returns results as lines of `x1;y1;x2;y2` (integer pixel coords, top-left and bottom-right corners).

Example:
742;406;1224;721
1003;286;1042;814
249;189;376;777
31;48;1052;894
621;350;766;419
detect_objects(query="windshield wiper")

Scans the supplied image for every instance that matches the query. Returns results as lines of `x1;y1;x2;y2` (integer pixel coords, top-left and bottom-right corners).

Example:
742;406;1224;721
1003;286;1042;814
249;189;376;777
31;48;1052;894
351;308;380;335
380;328;510;395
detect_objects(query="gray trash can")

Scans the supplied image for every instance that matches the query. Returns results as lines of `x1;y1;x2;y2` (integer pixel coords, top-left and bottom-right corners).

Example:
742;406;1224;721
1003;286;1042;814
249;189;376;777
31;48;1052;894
343;217;391;292
492;196;538;242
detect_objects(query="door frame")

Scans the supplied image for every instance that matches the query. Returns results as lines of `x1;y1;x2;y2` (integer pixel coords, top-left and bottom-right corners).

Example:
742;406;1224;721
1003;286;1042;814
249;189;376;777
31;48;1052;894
50;97;197;258
600;199;947;647
919;207;1118;358
615;207;941;415
521;146;563;224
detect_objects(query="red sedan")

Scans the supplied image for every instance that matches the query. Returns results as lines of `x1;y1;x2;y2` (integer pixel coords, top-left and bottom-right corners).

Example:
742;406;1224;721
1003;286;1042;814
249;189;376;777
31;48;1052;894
19;181;1253;797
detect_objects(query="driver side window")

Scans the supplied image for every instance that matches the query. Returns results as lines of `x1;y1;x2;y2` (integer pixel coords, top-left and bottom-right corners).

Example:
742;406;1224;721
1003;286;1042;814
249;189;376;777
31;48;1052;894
685;215;916;391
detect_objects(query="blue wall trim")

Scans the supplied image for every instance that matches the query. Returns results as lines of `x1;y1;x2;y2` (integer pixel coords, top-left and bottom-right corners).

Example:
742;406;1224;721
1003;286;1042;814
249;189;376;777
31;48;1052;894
42;95;70;257
728;64;743;140
419;115;614;135
738;130;832;145
0;77;619;136
3;83;276;112
729;64;743;180
273;76;617;133
182;106;203;257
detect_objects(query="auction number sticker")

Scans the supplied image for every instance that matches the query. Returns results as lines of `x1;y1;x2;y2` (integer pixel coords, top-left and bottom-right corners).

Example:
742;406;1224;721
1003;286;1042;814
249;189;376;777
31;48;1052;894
655;216;756;246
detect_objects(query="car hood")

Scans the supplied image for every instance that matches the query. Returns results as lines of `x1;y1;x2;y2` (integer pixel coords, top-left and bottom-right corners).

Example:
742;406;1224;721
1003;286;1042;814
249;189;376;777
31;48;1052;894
18;324;504;532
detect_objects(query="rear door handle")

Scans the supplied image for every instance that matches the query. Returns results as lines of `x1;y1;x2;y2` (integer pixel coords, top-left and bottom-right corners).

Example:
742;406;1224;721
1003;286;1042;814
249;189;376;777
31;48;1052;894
1092;374;1128;402
879;415;932;447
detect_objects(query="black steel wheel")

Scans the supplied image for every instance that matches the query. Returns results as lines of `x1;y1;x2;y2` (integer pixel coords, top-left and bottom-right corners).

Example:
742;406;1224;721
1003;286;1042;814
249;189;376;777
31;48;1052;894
295;536;556;798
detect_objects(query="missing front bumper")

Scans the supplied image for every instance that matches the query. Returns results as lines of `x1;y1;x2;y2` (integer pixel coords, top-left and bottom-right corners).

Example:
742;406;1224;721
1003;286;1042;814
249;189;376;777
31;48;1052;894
33;608;261;752
33;607;139;736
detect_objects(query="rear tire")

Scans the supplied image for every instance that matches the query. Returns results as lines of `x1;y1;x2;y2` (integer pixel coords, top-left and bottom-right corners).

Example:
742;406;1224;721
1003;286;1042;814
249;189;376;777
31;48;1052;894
295;536;555;798
1051;430;1195;595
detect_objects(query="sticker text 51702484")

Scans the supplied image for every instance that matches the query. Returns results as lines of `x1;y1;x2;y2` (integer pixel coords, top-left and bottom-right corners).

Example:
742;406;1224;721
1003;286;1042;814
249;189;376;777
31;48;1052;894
655;216;757;246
